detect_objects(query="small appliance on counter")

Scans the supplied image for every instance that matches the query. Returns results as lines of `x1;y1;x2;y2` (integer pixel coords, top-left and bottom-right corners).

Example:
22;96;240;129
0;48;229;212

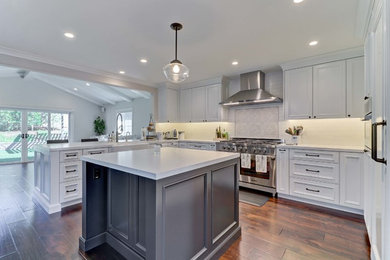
140;127;148;141
164;129;178;140
178;131;185;140
146;114;157;140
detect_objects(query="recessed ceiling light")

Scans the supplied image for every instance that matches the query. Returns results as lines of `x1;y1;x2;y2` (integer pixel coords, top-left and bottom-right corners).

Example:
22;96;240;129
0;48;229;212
309;40;318;46
119;71;125;74
86;82;90;86
64;32;75;39
232;61;239;66
140;59;148;63
73;88;78;91
293;0;304;3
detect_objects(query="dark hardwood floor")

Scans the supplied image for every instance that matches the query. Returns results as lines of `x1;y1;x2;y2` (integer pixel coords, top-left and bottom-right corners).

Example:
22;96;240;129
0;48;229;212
0;163;370;260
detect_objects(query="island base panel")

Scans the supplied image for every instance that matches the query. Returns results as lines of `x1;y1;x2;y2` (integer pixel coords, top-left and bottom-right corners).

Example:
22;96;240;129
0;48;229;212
79;159;240;259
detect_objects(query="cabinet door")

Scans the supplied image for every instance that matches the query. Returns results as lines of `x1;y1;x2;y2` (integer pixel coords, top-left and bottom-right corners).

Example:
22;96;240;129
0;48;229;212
276;148;289;194
179;89;192;122
284;67;313;119
166;88;178;122
206;84;221;122
313;60;346;118
158;87;178;122
191;87;206;122
340;152;364;209
347;57;365;118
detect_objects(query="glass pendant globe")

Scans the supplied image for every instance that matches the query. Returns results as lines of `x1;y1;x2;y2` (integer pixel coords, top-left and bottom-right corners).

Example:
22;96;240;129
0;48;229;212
163;62;189;83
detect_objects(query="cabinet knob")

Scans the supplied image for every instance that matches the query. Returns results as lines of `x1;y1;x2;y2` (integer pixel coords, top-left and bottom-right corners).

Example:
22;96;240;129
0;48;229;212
313;116;317;118
348;114;351;117
309;116;311;119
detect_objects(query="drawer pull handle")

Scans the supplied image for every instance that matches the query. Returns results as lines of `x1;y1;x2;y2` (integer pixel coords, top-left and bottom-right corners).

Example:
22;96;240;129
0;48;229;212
279;149;286;152
66;169;77;173
66;188;77;193
66;153;77;157
90;152;102;155
305;169;320;173
306;188;320;193
305;153;319;157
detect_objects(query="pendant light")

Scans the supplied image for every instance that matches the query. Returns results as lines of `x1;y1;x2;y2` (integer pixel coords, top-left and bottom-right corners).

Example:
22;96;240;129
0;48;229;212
163;23;189;83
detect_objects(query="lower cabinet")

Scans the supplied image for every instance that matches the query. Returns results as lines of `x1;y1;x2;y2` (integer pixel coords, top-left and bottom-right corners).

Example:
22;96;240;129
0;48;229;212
290;178;339;204
276;148;289;194
340;152;364;209
277;147;364;211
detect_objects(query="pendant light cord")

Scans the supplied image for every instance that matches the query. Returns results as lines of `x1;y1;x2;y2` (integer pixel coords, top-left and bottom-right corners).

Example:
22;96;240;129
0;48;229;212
175;28;178;61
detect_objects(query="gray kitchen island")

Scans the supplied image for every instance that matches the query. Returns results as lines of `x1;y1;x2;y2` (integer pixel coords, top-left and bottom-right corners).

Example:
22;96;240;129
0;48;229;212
79;147;241;260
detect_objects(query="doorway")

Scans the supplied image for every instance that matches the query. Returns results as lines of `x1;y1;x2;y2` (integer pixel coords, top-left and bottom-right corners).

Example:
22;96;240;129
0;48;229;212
0;109;69;163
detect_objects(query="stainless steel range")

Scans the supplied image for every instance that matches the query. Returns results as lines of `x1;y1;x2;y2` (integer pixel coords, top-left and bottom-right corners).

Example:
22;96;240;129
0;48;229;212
216;138;284;196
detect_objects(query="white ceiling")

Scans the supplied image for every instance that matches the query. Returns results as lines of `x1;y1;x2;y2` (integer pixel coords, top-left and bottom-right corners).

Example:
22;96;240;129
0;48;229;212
0;0;364;86
0;65;150;106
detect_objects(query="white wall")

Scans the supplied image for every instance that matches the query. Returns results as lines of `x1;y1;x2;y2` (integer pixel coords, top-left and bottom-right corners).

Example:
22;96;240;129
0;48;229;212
0;77;101;141
156;122;235;140
104;98;152;139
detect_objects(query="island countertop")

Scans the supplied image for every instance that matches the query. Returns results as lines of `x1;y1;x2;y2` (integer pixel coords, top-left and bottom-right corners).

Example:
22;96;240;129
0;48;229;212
81;147;239;180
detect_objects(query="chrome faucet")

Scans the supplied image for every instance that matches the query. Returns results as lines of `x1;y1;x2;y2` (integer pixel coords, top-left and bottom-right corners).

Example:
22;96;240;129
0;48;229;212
116;113;123;142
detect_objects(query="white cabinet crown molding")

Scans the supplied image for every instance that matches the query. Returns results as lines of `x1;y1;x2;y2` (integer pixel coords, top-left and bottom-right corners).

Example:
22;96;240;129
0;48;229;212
280;47;364;71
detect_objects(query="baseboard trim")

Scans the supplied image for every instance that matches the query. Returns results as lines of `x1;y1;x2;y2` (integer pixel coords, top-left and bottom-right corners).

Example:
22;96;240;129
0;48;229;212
278;193;364;215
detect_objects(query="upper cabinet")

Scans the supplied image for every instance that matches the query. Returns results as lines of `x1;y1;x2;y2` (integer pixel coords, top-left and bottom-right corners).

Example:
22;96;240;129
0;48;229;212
158;86;178;122
346;57;365;118
313;60;346;119
179;88;192;122
177;79;228;123
283;55;364;120
190;86;207;122
284;67;313;119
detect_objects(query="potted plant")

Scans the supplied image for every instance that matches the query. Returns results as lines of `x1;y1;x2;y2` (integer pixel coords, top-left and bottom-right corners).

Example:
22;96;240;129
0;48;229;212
285;126;303;145
94;116;106;137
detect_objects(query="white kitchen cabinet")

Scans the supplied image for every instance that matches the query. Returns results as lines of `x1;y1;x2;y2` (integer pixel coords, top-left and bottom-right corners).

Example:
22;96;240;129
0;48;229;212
158;86;178;122
191;87;206;122
363;151;373;236
276;148;289;194
313;60;346;119
346;57;365;118
339;152;364;209
206;84;221;121
179;88;192;122
284;67;313;119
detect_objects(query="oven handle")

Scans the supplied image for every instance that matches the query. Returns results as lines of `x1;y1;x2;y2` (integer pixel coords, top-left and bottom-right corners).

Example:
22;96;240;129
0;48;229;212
372;120;387;164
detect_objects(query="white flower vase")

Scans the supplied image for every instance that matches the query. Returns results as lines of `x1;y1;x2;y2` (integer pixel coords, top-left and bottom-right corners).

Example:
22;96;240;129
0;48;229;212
291;135;300;145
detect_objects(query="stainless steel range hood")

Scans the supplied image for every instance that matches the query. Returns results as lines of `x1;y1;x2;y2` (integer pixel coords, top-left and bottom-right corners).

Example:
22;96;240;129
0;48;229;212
220;71;282;106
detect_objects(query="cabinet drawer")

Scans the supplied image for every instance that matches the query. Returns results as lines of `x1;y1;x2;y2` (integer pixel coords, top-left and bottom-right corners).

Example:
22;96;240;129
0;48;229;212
290;160;339;183
290;178;339;204
60;180;82;203
83;148;109;155
60;161;82;182
290;149;339;163
60;150;82;162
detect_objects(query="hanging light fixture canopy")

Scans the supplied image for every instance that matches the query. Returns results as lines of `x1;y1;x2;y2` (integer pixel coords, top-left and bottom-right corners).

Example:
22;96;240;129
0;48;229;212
163;23;189;83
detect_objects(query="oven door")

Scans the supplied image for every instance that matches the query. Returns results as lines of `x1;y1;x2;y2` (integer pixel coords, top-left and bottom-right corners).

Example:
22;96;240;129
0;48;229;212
239;154;276;188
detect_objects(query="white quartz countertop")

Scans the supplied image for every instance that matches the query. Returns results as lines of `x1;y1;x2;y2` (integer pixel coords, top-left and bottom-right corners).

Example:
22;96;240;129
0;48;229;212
81;147;239;180
34;139;220;152
278;144;365;153
34;140;151;152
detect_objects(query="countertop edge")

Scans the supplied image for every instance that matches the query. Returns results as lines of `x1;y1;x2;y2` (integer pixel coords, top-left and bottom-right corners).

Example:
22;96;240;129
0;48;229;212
80;152;239;180
277;144;365;153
